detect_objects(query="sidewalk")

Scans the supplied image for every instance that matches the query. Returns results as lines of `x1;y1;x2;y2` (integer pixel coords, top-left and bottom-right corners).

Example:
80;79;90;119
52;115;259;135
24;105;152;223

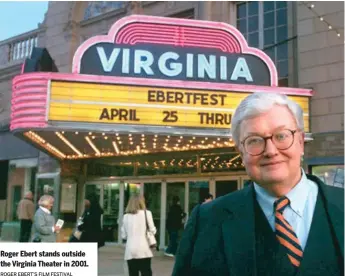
98;245;174;276
0;240;175;275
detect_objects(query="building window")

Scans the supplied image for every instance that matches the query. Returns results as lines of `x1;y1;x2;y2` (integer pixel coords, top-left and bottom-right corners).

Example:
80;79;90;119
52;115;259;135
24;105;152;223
168;9;195;19
236;1;288;86
84;1;124;20
311;165;344;188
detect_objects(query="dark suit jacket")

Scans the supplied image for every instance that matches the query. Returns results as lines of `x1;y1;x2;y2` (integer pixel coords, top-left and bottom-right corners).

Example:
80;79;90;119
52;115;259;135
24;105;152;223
172;175;344;276
78;206;104;246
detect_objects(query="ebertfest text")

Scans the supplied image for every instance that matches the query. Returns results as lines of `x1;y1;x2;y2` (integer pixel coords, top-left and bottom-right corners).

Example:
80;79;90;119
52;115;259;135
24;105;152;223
0;243;97;276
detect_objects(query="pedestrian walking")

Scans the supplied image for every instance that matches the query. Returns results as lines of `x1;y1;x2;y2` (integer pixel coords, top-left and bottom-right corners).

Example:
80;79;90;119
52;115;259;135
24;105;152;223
77;194;105;248
165;196;186;257
31;195;61;242
17;191;35;242
121;195;157;276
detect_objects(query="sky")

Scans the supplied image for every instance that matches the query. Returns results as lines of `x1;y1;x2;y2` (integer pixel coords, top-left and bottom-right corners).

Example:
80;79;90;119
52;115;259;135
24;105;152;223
0;1;48;41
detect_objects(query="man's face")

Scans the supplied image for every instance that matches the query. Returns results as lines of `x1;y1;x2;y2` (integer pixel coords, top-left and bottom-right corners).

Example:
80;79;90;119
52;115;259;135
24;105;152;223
238;105;304;187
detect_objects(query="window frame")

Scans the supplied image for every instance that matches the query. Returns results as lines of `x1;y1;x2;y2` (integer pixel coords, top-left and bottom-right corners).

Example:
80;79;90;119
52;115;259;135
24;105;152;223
236;1;289;85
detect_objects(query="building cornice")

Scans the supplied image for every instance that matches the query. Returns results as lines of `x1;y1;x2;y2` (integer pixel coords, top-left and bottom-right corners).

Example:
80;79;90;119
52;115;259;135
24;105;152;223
0;61;22;81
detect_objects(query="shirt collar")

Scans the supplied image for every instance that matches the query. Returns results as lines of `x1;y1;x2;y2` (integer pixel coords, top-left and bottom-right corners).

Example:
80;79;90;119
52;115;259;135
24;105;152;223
254;169;310;219
40;206;51;214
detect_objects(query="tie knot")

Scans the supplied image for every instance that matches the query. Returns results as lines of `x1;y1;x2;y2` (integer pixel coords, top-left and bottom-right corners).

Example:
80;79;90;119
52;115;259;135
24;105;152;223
274;196;290;213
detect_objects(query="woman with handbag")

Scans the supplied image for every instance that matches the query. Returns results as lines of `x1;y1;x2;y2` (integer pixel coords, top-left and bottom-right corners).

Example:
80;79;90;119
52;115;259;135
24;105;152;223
121;195;157;276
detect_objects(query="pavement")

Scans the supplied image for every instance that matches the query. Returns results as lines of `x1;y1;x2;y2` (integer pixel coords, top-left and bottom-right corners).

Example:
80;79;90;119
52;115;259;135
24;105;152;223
98;244;175;276
0;238;174;275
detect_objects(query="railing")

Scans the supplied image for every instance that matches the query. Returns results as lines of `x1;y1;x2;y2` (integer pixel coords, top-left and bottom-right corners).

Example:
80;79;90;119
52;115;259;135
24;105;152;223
8;36;38;62
0;28;43;68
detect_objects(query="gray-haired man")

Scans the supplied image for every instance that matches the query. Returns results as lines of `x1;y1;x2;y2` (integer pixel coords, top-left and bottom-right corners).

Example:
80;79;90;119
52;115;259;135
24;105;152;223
173;92;343;276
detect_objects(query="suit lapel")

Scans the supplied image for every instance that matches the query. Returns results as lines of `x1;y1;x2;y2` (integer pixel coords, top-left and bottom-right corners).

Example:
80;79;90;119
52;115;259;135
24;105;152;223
308;175;344;257
221;184;257;276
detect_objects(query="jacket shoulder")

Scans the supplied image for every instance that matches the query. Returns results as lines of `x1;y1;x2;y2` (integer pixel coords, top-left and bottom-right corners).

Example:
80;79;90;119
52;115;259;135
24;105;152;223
307;174;344;210
198;185;252;221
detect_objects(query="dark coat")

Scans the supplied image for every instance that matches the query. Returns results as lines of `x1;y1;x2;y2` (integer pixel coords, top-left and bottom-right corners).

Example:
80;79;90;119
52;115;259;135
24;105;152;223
78;205;104;247
172;175;344;276
167;204;186;231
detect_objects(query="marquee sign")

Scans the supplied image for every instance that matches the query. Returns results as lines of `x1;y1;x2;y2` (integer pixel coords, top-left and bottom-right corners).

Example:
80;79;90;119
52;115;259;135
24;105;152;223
48;81;310;131
73;16;277;86
11;15;313;144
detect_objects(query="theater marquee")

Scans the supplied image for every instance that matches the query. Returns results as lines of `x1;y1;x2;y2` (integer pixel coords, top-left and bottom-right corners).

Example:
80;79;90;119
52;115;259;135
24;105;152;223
49;81;310;130
11;15;313;159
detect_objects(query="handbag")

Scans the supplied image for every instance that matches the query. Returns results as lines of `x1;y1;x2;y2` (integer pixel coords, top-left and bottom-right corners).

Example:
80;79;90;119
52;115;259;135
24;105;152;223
144;209;157;248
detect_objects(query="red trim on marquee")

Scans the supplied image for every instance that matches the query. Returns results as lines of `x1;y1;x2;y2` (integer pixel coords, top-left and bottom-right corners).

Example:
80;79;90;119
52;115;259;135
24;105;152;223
10;72;313;131
11;75;48;130
115;24;242;53
72;15;278;86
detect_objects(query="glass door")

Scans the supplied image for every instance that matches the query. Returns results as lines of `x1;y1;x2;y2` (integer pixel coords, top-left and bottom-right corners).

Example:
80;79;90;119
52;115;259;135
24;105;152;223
144;182;161;248
12;186;22;220
215;178;239;197
84;183;120;243
103;183;120;242
188;180;209;211
35;173;60;218
166;182;185;245
124;182;141;208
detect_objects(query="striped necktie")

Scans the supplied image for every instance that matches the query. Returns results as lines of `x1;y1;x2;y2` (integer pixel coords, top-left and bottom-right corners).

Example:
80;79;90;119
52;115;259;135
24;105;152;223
274;196;303;267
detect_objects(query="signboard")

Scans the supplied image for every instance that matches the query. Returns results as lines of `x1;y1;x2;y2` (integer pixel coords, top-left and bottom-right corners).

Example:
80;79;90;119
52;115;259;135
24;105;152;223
73;15;278;87
48;80;310;131
79;44;270;86
60;181;77;213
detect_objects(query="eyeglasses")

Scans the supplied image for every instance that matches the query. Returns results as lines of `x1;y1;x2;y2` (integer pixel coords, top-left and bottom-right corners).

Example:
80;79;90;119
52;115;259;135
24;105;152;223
241;129;298;156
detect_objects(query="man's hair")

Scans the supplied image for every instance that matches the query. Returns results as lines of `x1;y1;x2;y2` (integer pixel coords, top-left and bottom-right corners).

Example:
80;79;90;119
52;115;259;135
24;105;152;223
204;193;213;200
172;196;180;204
231;92;304;146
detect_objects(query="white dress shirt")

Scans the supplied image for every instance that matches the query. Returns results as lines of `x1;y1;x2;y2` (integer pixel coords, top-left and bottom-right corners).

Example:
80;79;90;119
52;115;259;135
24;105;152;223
121;209;157;261
254;169;319;250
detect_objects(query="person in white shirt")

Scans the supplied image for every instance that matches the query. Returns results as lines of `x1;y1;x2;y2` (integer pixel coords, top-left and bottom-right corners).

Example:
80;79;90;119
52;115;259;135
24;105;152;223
121;195;157;276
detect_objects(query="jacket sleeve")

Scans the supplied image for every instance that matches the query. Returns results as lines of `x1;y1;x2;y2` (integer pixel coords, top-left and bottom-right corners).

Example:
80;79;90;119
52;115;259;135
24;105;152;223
147;210;157;235
34;211;54;235
28;202;35;221
172;204;200;276
121;215;127;240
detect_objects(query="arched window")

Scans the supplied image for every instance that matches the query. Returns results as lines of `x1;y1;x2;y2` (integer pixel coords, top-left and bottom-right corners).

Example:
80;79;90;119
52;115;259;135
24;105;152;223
84;1;124;20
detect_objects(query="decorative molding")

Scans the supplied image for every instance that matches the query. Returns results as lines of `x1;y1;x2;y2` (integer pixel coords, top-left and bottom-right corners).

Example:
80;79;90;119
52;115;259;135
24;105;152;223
141;1;159;7
0;62;22;81
0;28;43;46
80;7;127;27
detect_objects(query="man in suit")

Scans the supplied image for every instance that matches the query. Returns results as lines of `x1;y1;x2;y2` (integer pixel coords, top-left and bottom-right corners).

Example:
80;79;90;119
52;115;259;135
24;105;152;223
173;92;344;276
17;191;35;242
